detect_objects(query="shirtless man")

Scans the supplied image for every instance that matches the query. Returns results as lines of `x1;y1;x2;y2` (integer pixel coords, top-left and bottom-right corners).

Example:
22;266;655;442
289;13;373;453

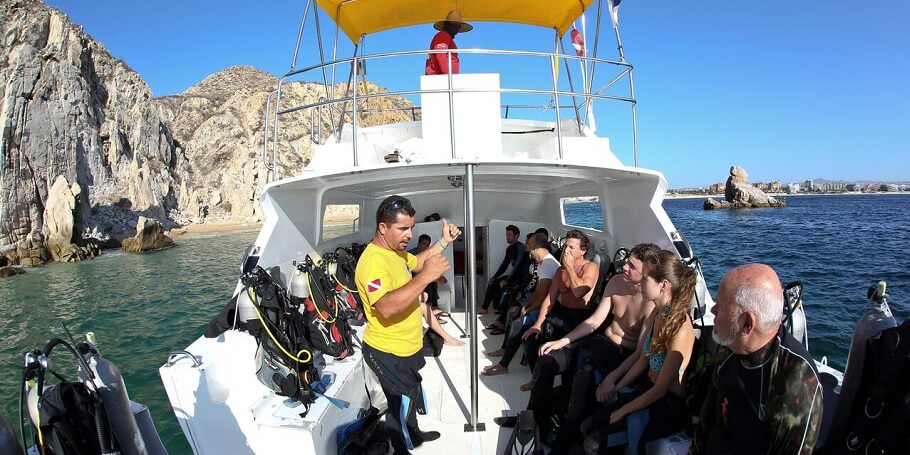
510;243;661;432
521;230;601;374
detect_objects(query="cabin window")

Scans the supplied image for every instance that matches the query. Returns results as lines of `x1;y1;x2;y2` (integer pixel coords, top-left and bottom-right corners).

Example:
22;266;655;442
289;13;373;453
322;204;361;240
561;197;603;231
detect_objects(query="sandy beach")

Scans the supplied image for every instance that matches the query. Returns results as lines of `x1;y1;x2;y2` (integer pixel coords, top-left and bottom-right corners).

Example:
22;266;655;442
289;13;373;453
168;220;263;239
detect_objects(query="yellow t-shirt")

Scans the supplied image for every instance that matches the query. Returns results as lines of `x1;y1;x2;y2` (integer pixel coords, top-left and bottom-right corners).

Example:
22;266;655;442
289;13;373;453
355;242;422;356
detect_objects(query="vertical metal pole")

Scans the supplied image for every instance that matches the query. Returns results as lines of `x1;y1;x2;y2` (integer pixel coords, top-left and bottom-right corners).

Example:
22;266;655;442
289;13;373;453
262;91;275;179
551;34;564;160
629;71;639;167
463;163;484;432
607;0;638;166
289;0;312;71
272;82;284;181
313;4;333;101
352;40;360;167
447;50;457;159
558;38;583;134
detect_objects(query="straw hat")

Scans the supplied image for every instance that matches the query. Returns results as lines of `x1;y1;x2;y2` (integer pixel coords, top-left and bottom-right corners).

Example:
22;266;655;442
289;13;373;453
434;10;473;33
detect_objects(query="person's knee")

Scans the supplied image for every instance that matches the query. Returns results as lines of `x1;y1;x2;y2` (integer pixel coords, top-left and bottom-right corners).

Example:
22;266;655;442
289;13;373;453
537;354;559;375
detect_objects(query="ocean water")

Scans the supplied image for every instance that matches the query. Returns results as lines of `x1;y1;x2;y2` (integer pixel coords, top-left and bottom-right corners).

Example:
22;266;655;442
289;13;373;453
1;194;908;453
565;194;910;369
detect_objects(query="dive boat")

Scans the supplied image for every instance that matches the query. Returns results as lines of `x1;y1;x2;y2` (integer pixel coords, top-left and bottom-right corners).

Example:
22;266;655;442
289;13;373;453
159;1;864;454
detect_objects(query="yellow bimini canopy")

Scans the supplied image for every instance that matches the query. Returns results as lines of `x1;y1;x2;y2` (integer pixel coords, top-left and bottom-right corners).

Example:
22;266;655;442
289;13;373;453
315;0;594;42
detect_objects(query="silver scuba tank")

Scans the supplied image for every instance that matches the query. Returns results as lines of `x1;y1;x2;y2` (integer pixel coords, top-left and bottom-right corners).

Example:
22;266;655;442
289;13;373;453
235;285;259;322
288;265;310;301
784;281;809;350
832;281;896;431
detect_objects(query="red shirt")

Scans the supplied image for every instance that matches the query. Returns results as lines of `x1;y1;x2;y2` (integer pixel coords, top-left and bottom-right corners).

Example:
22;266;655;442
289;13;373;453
425;31;459;75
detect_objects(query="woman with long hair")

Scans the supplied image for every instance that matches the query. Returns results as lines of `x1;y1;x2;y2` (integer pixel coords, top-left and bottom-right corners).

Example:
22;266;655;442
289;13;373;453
558;249;697;454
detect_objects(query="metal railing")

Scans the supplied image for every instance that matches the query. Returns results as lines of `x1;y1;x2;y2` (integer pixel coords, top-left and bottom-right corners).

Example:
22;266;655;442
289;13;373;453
263;47;637;181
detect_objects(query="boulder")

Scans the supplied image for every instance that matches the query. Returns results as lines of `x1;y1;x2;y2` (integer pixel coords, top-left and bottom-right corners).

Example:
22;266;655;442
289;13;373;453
708;166;787;210
122;216;175;253
0;266;26;278
43;176;101;261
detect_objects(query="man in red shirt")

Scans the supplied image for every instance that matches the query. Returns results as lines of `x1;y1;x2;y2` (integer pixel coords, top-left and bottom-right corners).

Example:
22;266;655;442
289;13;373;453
425;10;472;75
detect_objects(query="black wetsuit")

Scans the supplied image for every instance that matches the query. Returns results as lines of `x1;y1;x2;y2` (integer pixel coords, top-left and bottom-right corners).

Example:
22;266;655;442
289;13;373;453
691;326;823;454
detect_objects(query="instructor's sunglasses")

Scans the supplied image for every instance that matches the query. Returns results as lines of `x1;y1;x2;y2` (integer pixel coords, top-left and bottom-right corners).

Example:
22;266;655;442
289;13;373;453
383;197;411;213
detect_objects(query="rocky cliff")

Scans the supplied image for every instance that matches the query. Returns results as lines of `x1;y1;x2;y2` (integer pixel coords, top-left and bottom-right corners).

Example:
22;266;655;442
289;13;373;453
1;0;413;266
1;0;183;263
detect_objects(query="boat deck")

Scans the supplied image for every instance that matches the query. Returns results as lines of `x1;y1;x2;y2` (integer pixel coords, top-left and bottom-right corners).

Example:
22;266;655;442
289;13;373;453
410;310;533;455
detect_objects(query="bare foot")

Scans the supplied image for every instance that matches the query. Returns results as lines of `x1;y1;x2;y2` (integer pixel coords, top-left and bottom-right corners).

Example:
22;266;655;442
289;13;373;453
519;381;533;392
444;337;465;347
486;349;505;357
482;364;508;376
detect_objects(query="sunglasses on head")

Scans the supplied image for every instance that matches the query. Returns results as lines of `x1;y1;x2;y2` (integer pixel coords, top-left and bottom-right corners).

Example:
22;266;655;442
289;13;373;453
384;197;411;213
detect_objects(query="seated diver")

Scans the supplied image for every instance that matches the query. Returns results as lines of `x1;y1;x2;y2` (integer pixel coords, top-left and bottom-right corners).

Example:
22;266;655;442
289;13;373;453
562;249;697;455
482;233;559;374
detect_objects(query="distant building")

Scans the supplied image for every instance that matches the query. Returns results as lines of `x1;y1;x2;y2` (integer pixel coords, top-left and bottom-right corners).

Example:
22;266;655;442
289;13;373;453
709;183;724;194
755;182;769;191
846;184;858;192
787;183;801;194
768;181;782;193
881;184;899;192
804;179;814;192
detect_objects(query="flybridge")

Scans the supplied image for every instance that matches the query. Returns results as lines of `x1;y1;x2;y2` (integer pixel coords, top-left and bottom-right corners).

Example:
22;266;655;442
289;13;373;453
262;0;640;182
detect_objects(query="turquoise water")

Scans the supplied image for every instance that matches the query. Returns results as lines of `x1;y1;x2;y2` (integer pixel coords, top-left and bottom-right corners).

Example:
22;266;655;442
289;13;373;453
0;233;256;453
1;194;908;453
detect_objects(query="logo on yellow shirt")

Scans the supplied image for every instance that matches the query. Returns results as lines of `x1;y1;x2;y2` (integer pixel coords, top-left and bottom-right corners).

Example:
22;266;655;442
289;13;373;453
368;278;382;292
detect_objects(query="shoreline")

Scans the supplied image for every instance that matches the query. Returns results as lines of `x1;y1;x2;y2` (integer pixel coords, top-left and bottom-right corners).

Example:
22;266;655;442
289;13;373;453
168;220;263;240
664;191;907;200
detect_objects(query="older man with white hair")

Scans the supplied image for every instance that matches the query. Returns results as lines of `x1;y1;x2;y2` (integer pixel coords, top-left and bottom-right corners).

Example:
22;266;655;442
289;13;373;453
690;263;823;455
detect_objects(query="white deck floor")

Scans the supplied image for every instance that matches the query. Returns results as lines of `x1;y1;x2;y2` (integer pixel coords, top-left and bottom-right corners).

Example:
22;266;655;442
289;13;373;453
410;310;534;455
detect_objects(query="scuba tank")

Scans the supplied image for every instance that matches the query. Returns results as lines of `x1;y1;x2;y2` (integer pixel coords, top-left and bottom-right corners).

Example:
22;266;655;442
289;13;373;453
87;355;167;455
288;264;310;302
783;281;809;350
832;281;896;432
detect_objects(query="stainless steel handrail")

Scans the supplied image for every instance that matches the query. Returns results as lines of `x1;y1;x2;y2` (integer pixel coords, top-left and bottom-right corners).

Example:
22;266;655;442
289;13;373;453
262;46;637;174
276;87;634;117
284;47;632;78
166;350;201;368
262;91;277;174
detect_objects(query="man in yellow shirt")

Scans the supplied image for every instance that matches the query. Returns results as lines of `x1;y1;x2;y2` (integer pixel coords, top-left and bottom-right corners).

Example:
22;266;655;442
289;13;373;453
355;195;460;454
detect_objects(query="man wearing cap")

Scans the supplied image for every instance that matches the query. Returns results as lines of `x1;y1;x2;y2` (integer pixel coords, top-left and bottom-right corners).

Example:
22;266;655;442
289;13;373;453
355;195;461;454
425;10;472;75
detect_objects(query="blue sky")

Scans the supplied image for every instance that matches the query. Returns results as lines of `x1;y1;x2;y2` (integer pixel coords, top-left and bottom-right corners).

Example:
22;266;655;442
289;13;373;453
46;0;909;187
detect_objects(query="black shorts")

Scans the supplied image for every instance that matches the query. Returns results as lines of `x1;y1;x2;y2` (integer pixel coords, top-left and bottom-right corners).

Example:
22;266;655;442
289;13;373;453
362;342;426;396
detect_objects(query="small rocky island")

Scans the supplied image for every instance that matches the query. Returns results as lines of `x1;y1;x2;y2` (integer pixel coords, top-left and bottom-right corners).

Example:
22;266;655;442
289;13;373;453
704;166;787;210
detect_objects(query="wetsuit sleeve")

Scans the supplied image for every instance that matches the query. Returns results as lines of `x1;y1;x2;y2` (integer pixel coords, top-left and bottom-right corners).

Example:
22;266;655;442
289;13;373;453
766;361;823;454
506;244;527;285
689;347;730;455
492;248;511;280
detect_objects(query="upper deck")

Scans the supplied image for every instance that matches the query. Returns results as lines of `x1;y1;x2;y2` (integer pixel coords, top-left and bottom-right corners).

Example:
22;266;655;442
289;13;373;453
262;0;641;181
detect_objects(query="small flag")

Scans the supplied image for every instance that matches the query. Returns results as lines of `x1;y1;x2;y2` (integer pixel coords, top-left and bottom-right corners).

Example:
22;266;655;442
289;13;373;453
367;278;382;292
571;27;585;57
608;0;622;27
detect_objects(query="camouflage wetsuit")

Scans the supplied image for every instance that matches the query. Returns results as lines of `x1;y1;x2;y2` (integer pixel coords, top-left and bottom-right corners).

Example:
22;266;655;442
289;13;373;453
690;326;823;454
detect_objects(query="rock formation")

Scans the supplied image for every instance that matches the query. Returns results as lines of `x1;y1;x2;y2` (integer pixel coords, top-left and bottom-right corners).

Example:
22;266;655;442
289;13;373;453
44;175;100;261
122;216;175;253
0;1;415;266
704;166;787;210
155;67;415;224
1;0;183;264
0;264;26;278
